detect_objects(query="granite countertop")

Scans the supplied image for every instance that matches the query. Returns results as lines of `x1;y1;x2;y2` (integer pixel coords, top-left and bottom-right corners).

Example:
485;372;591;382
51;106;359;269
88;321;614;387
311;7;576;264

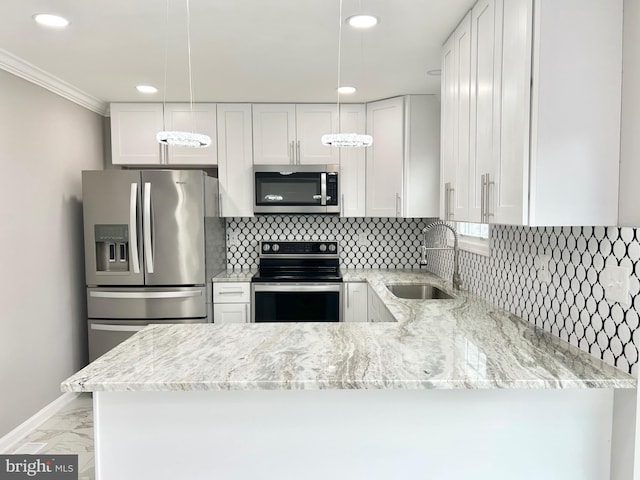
211;269;256;282
62;269;636;392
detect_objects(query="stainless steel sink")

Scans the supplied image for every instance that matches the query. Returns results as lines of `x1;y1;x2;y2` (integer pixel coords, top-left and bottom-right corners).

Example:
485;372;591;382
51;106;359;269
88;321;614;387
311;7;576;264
385;283;455;300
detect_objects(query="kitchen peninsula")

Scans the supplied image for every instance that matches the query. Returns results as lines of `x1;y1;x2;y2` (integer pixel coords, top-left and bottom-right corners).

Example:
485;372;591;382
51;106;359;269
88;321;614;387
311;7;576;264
62;270;637;480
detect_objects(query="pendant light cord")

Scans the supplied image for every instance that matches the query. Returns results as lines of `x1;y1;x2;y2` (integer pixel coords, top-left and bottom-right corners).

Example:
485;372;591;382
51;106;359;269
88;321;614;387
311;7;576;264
186;0;196;133
334;0;344;133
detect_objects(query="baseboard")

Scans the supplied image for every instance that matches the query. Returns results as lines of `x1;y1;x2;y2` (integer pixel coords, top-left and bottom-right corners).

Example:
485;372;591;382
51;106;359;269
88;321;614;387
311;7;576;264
0;392;81;454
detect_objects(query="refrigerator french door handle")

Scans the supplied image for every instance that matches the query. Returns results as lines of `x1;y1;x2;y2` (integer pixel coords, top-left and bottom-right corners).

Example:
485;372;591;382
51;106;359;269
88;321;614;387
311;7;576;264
89;290;202;299
143;182;154;273
90;324;147;333
129;183;141;274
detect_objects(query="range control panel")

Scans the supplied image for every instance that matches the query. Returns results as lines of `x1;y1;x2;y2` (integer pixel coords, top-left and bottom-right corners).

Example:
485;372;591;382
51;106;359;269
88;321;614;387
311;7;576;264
259;241;339;255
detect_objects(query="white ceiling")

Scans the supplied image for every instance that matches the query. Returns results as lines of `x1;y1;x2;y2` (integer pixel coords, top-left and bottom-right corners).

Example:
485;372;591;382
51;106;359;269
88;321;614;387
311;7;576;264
0;0;474;108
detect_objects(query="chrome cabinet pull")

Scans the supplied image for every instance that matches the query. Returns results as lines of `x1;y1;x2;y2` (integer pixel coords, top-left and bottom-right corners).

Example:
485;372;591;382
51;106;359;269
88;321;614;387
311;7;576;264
485;173;494;222
341;193;345;217
297;140;301;164
290;141;295;164
395;193;401;217
346;284;350;309
449;186;455;220
245;303;249;323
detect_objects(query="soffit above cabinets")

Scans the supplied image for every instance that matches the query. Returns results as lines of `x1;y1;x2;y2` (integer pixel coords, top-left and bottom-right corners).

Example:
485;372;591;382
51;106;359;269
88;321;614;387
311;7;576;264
0;0;474;109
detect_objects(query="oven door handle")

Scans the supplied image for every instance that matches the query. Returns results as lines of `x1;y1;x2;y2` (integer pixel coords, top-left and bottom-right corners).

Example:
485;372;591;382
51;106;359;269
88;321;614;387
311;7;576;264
253;284;342;293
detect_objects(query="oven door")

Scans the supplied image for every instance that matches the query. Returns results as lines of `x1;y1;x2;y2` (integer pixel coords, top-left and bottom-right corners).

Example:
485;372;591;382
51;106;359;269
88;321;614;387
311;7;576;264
252;283;342;322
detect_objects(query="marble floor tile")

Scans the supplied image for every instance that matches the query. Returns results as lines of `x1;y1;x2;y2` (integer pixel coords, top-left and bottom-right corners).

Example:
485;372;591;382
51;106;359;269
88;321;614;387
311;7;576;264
10;394;95;480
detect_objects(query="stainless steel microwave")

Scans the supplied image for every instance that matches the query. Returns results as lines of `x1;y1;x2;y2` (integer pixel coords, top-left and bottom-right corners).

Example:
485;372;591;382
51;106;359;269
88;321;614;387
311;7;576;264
253;164;340;214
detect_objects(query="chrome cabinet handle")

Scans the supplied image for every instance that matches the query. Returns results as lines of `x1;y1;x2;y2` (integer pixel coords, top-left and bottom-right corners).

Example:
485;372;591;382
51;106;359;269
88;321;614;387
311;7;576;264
341;193;345;217
346;284;350;309
444;182;450;221
129;183;140;274
245;303;249;323
143;182;154;273
395;193;401;217
297;140;301;164
485;173;494;222
290;141;295;164
480;174;486;222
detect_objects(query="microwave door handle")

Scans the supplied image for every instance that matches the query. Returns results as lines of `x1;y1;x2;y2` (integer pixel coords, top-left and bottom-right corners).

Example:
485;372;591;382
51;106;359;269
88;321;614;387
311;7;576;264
129;183;141;274
321;173;327;206
143;182;154;273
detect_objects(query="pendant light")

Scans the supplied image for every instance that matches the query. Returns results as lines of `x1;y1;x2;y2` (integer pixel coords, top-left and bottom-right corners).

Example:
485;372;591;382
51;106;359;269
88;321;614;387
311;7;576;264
157;0;211;148
321;0;373;148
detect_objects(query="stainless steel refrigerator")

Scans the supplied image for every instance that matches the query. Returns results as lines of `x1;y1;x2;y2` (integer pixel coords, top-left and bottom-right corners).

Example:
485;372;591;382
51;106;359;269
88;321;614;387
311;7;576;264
82;169;225;361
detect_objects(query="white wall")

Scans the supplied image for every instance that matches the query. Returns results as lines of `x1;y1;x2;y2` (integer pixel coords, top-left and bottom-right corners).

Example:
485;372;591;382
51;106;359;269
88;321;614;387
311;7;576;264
0;69;104;437
618;0;640;225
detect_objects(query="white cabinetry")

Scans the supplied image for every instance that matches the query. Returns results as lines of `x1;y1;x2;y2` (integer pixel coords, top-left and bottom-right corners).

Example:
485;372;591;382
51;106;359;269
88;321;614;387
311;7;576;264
217;104;254;217
442;0;622;226
367;286;394;323
252;104;340;165
343;282;368;323
110;103;218;166
339;104;367;217
213;282;250;324
366;95;440;218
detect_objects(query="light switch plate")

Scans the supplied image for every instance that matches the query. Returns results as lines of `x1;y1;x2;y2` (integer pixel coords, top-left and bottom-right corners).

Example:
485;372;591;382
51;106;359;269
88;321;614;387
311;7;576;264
356;232;370;247
534;254;551;284
601;265;631;306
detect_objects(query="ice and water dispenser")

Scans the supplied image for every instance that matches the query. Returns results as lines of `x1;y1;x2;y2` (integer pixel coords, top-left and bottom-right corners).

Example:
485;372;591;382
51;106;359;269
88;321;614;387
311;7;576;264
94;224;130;272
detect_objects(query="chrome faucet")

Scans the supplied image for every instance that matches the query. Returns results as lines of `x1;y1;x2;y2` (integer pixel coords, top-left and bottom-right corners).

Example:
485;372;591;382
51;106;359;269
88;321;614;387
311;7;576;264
420;220;462;290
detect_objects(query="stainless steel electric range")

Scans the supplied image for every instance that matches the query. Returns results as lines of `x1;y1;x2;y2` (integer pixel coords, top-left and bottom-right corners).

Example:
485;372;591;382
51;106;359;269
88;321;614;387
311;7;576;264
251;241;342;322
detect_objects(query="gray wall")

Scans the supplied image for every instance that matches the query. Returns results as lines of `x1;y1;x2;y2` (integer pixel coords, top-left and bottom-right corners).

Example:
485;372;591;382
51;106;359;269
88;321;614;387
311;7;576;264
618;0;640;225
0;69;104;437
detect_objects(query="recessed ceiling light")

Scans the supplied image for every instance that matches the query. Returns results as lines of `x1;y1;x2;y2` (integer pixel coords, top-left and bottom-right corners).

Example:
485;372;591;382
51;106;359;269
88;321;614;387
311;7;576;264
346;14;379;29
427;69;442;76
33;13;70;28
136;85;158;94
337;86;356;95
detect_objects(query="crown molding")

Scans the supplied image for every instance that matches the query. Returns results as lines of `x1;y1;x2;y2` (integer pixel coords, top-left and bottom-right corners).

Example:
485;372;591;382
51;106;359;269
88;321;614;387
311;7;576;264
0;48;108;116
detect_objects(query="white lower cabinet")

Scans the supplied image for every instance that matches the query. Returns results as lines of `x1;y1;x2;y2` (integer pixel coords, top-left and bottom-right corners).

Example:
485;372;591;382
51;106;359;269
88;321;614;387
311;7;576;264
213;303;250;324
367;285;394;323
213;282;250;324
343;282;368;323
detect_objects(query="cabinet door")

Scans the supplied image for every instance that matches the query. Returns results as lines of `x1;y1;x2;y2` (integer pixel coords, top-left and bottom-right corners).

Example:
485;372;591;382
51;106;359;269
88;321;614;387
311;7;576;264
495;0;531;225
213;303;250;324
365;97;404;217
339;104;366;217
217;104;254;217
252;104;296;164
367;286;380;323
344;282;368;323
440;34;457;221
468;0;500;223
295;104;340;165
163;103;218;166
452;14;472;221
110;103;163;165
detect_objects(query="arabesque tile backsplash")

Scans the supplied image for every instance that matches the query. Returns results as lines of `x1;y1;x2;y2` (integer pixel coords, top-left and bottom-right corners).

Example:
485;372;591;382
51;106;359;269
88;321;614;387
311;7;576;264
225;217;639;377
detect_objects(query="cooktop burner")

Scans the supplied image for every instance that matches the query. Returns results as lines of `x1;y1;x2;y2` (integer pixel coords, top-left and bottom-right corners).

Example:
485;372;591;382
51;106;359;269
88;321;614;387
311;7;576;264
252;241;342;283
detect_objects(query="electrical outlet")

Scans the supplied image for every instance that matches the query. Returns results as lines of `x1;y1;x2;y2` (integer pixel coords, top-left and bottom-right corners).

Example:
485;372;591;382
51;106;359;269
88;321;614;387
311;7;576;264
356;233;370;247
534;254;551;284
228;231;240;247
601;265;631;306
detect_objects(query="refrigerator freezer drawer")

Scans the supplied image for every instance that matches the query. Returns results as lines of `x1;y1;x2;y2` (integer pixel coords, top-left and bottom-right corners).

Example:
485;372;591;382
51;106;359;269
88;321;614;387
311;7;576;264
88;318;207;362
87;286;207;319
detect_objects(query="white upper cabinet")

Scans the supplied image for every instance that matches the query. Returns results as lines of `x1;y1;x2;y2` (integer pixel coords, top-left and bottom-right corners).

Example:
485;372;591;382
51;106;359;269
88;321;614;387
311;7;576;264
252;104;339;165
252;104;296;164
441;14;472;222
110;103;164;165
442;0;622;226
110;103;217;166
295;104;340;165
339;104;367;217
366;95;440;218
162;103;218;166
217;104;254;217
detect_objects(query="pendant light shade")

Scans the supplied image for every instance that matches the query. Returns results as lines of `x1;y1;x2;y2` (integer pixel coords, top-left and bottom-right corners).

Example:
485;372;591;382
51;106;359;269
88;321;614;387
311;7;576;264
321;133;372;147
